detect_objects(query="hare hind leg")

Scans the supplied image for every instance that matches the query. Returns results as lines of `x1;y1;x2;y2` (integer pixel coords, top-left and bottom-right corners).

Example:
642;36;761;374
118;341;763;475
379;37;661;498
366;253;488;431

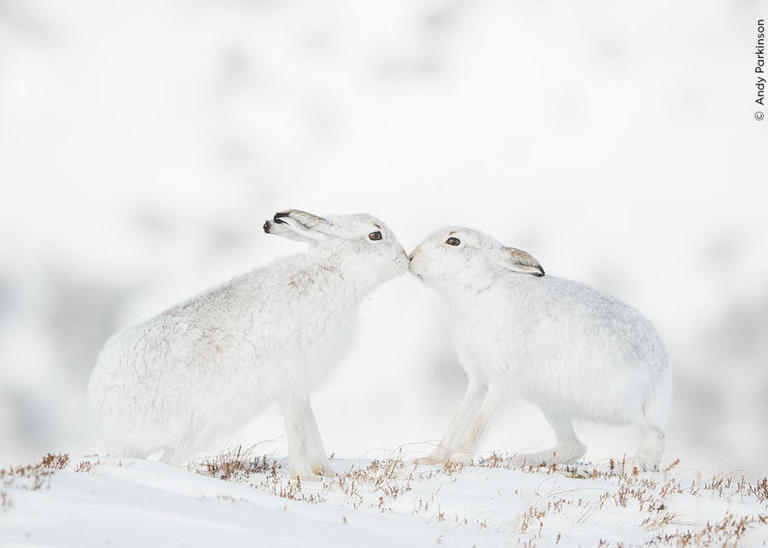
633;425;665;470
633;376;671;470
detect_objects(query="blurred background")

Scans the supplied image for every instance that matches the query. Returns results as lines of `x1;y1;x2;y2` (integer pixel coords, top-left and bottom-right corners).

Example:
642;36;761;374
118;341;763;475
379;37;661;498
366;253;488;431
1;0;766;477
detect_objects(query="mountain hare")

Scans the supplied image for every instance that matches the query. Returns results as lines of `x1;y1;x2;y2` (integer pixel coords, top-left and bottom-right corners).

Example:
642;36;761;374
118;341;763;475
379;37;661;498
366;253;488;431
88;209;408;478
409;227;672;470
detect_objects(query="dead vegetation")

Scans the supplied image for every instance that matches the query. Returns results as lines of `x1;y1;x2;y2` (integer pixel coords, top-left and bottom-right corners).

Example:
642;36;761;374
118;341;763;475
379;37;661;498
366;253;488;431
2;450;766;546
195;450;323;503
646;511;768;546
194;450;768;546
203;452;274;481
0;453;71;506
0;452;69;492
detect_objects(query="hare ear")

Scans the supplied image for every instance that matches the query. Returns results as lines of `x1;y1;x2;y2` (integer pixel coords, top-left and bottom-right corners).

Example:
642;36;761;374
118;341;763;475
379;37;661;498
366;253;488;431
263;209;331;243
501;246;545;277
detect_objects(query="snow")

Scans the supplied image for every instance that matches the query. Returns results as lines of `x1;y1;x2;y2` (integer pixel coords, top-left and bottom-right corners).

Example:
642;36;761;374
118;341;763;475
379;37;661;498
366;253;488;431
1;0;768;511
1;453;767;547
1;4;767;546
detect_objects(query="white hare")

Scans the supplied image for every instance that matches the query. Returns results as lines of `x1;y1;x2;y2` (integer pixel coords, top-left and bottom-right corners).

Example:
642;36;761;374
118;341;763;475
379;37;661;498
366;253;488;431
88;209;408;478
409;227;672;470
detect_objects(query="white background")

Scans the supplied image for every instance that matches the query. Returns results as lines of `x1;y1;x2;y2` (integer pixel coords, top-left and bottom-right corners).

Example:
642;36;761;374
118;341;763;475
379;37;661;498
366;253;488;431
1;0;766;477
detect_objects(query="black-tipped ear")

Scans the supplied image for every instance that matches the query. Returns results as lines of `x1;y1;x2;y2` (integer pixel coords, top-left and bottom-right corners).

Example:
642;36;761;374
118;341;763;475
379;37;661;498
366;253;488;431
501;246;545;276
264;209;330;244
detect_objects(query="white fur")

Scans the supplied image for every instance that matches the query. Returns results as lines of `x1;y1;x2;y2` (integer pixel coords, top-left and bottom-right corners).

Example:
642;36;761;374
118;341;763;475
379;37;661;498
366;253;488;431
88;210;408;478
409;227;672;469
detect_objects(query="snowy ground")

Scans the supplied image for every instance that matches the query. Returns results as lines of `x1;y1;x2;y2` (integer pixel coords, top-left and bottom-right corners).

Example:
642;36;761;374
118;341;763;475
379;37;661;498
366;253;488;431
2;452;767;547
2;0;768;479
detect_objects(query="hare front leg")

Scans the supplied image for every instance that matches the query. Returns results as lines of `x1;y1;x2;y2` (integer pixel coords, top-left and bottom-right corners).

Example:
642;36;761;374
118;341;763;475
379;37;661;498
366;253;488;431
418;381;487;465
279;394;324;479
301;398;334;476
512;413;586;467
447;387;502;464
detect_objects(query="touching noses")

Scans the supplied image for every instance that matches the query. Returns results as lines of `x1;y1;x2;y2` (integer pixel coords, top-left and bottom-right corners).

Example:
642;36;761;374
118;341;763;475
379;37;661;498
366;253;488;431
408;246;420;262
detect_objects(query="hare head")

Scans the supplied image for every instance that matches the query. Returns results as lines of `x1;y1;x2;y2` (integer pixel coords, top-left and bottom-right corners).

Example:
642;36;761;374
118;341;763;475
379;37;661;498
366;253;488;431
264;209;409;290
409;227;544;291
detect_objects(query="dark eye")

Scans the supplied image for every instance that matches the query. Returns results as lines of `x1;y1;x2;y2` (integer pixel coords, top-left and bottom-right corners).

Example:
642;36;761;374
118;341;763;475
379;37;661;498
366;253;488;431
445;237;461;246
368;231;382;241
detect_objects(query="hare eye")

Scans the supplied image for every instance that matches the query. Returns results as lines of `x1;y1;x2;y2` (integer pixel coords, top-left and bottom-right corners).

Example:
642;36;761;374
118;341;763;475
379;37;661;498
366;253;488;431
446;237;461;246
368;231;383;241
